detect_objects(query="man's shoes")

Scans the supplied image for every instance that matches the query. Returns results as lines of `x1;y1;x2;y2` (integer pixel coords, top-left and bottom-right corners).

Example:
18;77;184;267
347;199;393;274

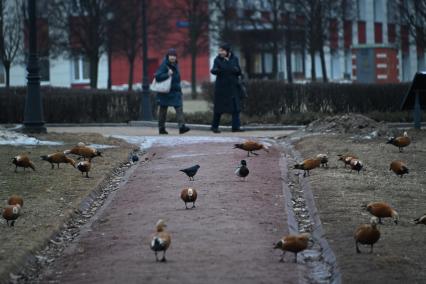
232;128;245;132
179;125;190;134
159;127;168;135
211;128;221;133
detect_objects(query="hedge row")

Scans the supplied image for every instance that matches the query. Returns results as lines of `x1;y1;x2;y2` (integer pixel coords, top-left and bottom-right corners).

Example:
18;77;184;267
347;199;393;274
0;87;150;123
0;82;412;123
202;81;411;117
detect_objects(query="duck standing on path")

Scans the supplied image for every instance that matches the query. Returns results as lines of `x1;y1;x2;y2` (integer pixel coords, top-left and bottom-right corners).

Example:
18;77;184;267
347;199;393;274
366;202;399;224
235;160;249;181
354;217;381;254
77;161;91;178
389;160;409;178
181;188;197;209
150;219;171;262
12;155;35;172
274;233;310;263
8;195;24;207
2;205;21;227
180;165;200;181
41;152;76;169
234;141;269;157
387;131;411;152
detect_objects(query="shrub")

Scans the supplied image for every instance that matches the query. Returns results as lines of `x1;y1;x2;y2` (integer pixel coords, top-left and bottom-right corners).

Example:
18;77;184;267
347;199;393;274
202;81;411;116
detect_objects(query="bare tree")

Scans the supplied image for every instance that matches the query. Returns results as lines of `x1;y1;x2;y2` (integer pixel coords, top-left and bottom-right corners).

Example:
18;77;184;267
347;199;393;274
396;0;426;53
109;0;141;91
0;0;22;88
292;0;343;82
170;0;209;99
47;0;112;89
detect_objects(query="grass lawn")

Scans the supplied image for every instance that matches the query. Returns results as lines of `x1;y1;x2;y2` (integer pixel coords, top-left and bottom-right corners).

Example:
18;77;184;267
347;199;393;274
0;132;134;281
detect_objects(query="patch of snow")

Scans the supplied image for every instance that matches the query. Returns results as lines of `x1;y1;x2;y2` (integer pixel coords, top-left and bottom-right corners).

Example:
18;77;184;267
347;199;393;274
112;135;247;150
87;143;117;149
0;128;63;146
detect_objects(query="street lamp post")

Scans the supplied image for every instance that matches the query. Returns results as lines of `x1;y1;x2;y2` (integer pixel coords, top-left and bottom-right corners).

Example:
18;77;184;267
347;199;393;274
140;0;153;120
22;0;46;133
107;12;114;90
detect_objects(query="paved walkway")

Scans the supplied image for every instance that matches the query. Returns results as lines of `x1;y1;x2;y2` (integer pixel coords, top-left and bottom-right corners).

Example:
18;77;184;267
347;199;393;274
40;137;302;283
47;126;294;138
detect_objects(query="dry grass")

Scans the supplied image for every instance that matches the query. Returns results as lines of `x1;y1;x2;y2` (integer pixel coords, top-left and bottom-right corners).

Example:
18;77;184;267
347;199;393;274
0;132;134;281
293;130;426;283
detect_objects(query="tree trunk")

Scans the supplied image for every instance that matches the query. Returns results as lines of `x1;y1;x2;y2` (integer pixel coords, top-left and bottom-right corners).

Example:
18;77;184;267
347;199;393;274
89;56;99;89
285;26;293;83
128;58;134;91
191;48;197;99
4;61;10;88
319;44;328;82
272;40;279;80
310;49;316;82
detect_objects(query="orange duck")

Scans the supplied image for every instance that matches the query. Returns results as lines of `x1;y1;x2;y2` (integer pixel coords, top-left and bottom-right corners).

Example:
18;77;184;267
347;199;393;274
41;152;76;169
354;217;381;253
12;155;35;172
387;131;411;152
274;233;311;263
234;141;269;157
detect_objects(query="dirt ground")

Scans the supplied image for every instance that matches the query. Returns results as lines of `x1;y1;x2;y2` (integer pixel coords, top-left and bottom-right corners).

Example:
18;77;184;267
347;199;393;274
291;130;426;284
0;132;133;282
36;142;303;284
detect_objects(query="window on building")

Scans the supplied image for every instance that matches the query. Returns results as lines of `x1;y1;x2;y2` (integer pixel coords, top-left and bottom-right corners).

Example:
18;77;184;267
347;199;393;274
344;51;352;79
358;21;366;44
388;23;396;43
293;52;303;73
375;23;383;44
344;20;352;49
73;56;90;82
263;53;273;74
330;51;341;80
0;63;5;84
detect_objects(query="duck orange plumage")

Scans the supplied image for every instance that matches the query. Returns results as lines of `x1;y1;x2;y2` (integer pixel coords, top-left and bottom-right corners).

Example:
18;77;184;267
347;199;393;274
294;157;321;177
77;161;91;178
387;131;411;152
12;155;35;172
366;202;399;224
389;160;409;178
274;233;310;263
7;195;23;207
354;217;381;253
2;205;21;226
337;154;358;168
41;152;76;169
234;141;269;157
64;145;102;161
150;219;171;262
180;188;197;209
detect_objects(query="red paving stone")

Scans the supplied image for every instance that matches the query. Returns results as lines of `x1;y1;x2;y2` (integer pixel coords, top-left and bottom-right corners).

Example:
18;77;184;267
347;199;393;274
42;141;303;284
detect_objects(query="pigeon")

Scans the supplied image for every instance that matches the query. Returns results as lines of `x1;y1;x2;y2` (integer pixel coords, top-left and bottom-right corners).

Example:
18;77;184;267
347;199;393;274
235;160;249;181
180;165;200;181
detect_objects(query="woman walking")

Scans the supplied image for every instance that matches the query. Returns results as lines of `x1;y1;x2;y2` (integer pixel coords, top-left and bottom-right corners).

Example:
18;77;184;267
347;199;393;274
154;48;190;135
210;43;244;133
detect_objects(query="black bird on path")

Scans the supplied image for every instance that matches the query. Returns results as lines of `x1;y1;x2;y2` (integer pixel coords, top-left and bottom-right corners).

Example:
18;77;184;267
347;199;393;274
180;165;200;181
235;160;249;181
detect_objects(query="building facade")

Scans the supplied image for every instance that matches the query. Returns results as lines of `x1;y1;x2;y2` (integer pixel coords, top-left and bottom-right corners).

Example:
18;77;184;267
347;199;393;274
0;0;210;90
209;0;425;83
1;0;424;88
